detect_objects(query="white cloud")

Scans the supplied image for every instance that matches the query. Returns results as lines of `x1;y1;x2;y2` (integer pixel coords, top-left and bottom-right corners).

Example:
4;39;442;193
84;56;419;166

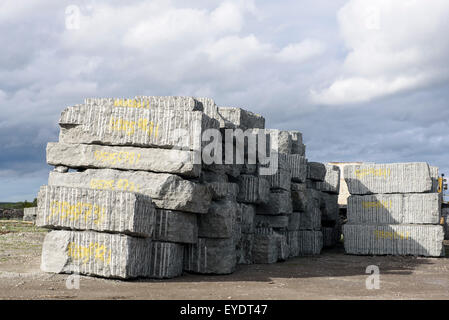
276;39;326;63
311;0;449;105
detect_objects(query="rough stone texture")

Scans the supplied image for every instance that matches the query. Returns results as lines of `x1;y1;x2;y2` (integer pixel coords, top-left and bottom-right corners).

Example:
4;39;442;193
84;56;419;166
148;241;184;279
240;203;256;234
297;230;323;256
344;162;432;195
236;175;270;205
291;183;307;212
315;165;340;194
254;215;289;230
323;226;340;248
288;211;301;231
86;96;203;111
59;104;219;150
200;170;228;183
217;107;265;130
23;207;37;222
236;233;254;265
343;224;445;257
256;191;293;215
430;166;439;193
195;97;219;124
36;185;155;237
286;231;299;257
307;162;326;182
41;230;151;279
275;232;290;261
442;207;449;240
184;238;236;274
48;169;211;214
47;142;201;178
0;209;23;220
198;200;238;239
287;155;307;183
259;154;292;191
252;233;278;264
289;131;305;156
206;182;239;201
153;209;197;244
299;207;321;231
347;193;441;225
321;193;339;222
250;129;292;154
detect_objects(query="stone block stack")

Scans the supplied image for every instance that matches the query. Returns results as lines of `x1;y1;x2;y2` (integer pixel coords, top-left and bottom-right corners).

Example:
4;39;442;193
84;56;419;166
343;162;445;257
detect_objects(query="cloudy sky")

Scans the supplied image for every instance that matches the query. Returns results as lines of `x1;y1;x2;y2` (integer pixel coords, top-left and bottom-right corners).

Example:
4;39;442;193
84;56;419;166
1;0;449;201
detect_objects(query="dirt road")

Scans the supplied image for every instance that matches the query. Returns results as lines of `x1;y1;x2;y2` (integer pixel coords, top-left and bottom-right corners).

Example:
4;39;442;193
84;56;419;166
1;220;449;300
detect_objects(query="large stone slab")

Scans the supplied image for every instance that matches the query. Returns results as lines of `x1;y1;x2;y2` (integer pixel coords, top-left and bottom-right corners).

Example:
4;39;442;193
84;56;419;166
297;230;323;256
36;185;155;237
321;192;339;222
299;207;321;230
86;96;203;111
430;166;439;193
198;200;238;239
289;131;305;156
307;162;326;182
254;215;289;230
344;162;432;195
236;175;270;204
48;169;212;214
315;165;340;194
286;231;299;257
250;129;292;154
59;104;218;150
288;211;301;231
41;230;151;279
47;142;201;178
275;232;290;261
343;224;445;257
323;226;340;248
256;191;293;215
184;238;236;274
240;203;256;234
148;241;184;279
206;182;239;201
217;107;265;130
153;209;197;244
236;233;254;265
291;183;307;212
23;207;37;222
252;233;278;264
347;193;441;225
287;155;307;183
259;154;291;191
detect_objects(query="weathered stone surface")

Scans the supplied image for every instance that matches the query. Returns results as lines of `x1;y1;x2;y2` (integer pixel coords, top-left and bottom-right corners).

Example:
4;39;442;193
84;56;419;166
347;193;441;225
23;207;37;222
236;175;270;204
287;155;307;183
217;107;265;130
200;170;228;183
86;96;203;111
297;230;323;256
48;169;211;214
206;182;239;201
275;232;289;261
198;200;238;239
291;183;307;212
323;226;340;248
307;162;326;182
343;224;445;257
0;209;23;220
240;203;256;234
36;185;155;237
195;97;219;123
236;233;254;265
259;154;292;191
148;241;184;279
59;104;218;150
288;211;301;231
254;215;289;230
47;142;201;178
315;165;340;194
286;231;299;257
184;238;236;274
252;233;278;264
344;162;432;195
289;131;305;156
153;209;197;244
430;166;439;193
299;207;321;230
256;191;293;215
321;193;339;222
442;207;449;240
41;230;151;279
250;129;292;154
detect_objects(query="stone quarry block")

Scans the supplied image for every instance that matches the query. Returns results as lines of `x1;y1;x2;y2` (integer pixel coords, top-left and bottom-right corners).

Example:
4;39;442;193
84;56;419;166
275;232;290;261
36;185;155;237
287;155;307;183
59;104;218;150
256;191;293;215
206;182;239;201
291;183;307;212
23;207;37;222
288;211;301;231
430;166;439;193
344;162;432;195
250;129;292;154
148;241;184;279
286;231;299;257
289;131;305;156
86;96;203;111
41;230;151;279
153;209;197;244
240;203;256;234
184;238;236;274
347;193;441;225
47;142;201;178
48;169;211;214
315;165;340;194
254;215;289;230
217;107;265;130
198;200;238;239
236;233;254;265
252;233;278;264
297;230;323;256
299;207;321;230
323;226;340;248
321;193;339;222
259;154;292;191
237;175;270;204
343;224;445;257
307;162;326;181
195;97;219;123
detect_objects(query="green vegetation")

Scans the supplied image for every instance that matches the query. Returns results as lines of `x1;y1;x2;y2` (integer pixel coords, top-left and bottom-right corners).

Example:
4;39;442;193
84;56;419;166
0;199;37;209
0;220;48;234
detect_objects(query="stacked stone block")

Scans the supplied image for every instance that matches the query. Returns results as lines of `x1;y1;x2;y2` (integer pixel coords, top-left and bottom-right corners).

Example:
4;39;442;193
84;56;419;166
343;162;445;257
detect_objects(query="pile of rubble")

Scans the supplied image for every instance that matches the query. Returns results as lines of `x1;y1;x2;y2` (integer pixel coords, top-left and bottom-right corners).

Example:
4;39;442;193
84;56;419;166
343;162;445;257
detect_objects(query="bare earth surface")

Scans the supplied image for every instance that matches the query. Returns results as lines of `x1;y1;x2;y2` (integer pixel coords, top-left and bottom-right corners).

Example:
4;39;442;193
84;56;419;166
1;220;449;300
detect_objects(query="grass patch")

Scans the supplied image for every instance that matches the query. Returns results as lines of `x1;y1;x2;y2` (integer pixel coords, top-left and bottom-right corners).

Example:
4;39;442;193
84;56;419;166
0;221;48;234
